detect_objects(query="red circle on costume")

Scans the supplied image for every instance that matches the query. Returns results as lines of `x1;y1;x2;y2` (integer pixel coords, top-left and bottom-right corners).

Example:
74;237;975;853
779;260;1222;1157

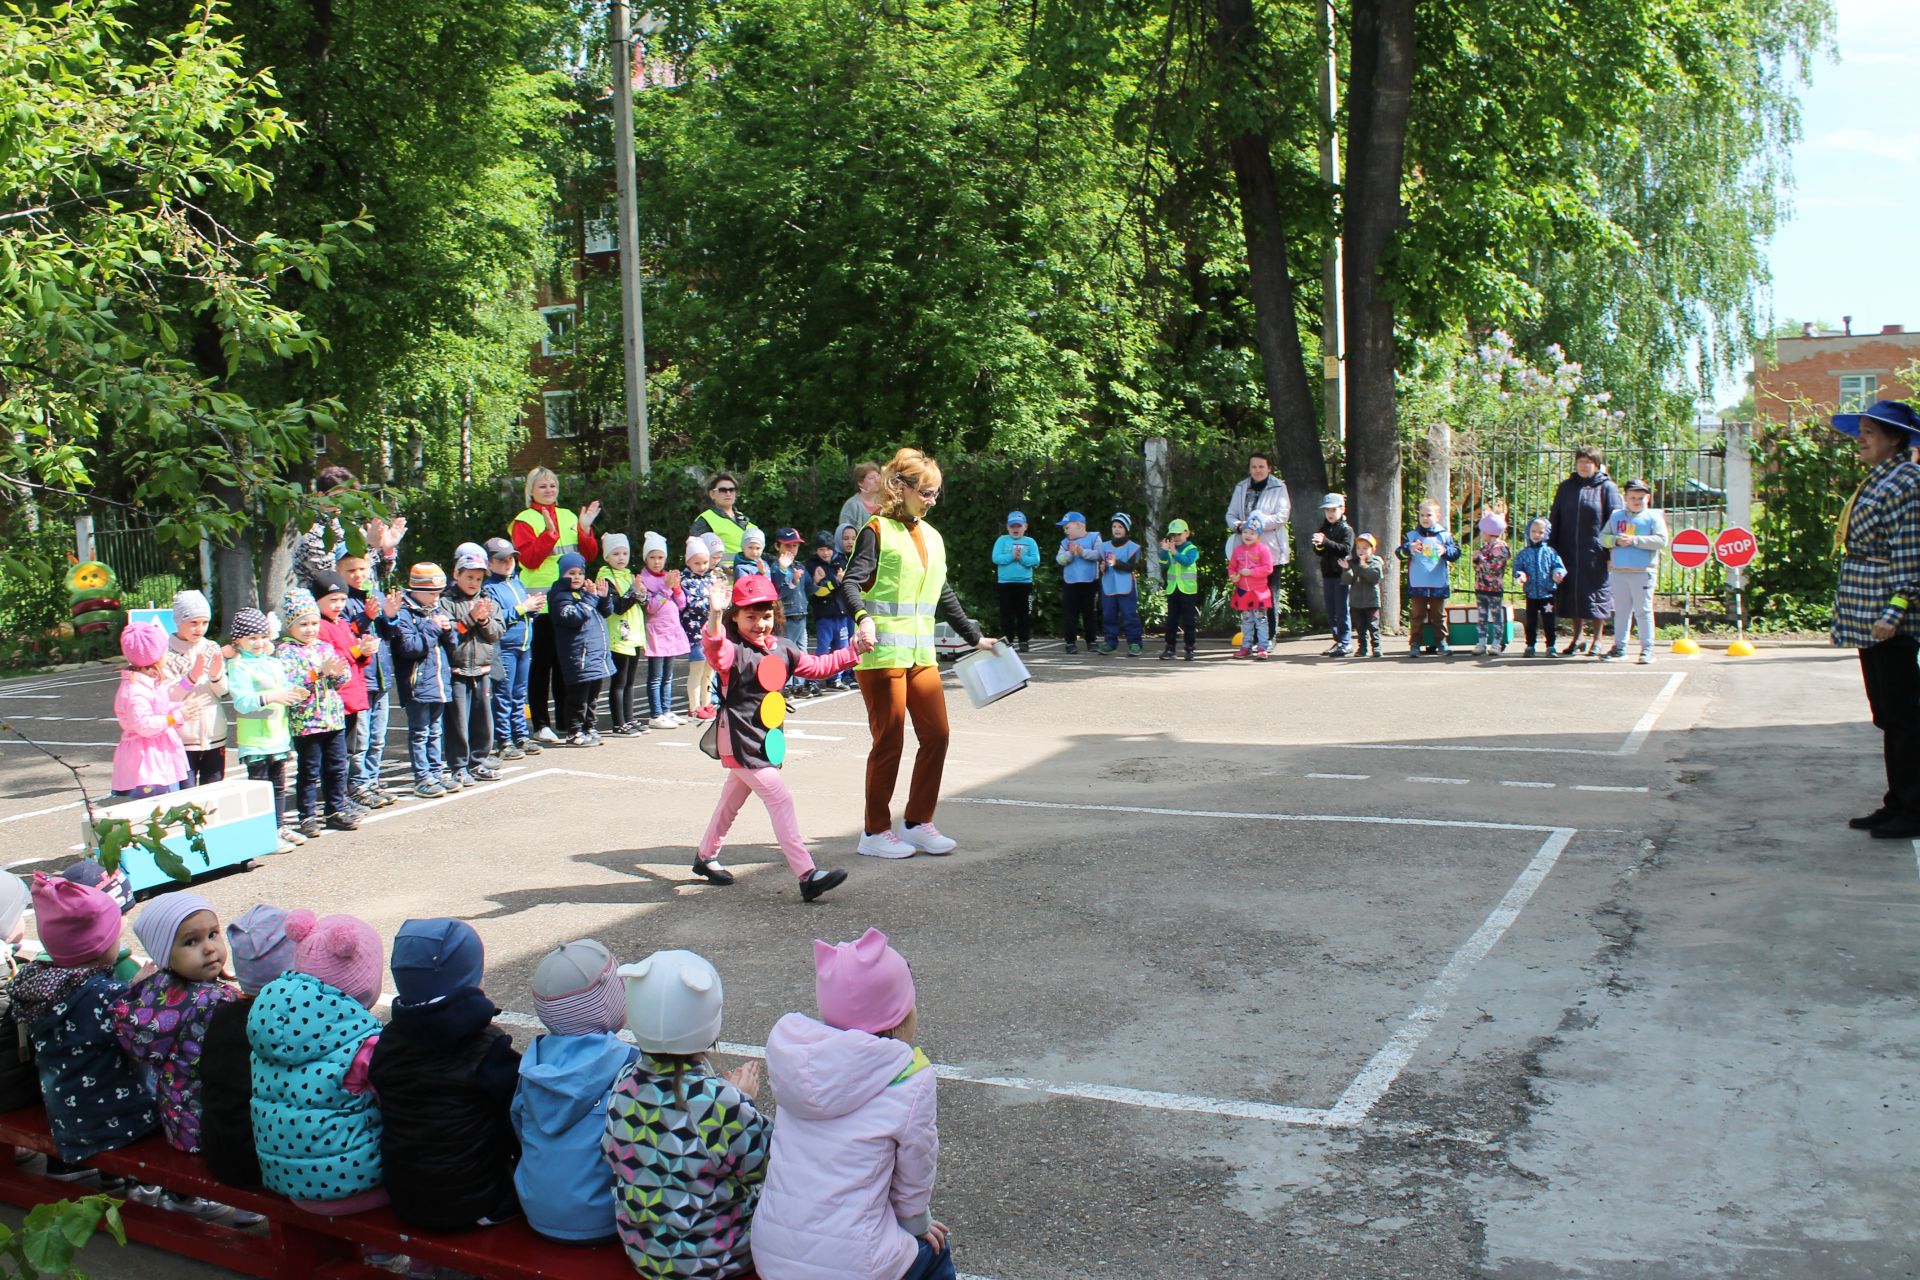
760;692;787;728
756;654;788;691
763;727;787;765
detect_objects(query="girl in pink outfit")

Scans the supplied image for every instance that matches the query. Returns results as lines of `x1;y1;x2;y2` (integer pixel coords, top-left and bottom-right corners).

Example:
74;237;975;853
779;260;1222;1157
1227;515;1277;659
111;622;203;800
752;928;952;1280
692;574;856;902
640;531;690;728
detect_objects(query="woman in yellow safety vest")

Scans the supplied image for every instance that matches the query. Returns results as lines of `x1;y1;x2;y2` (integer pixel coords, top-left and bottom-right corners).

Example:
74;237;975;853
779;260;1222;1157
509;466;602;743
689;471;754;557
838;447;996;859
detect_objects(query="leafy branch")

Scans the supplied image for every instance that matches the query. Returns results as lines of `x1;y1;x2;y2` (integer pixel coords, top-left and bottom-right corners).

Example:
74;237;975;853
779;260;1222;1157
0;722;210;882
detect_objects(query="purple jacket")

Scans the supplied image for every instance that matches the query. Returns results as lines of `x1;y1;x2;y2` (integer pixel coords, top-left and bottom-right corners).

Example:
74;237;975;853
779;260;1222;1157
640;569;690;658
750;1014;938;1280
112;972;238;1152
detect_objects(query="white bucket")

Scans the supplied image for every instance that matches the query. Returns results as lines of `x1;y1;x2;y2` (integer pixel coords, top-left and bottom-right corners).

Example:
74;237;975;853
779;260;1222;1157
954;642;1030;709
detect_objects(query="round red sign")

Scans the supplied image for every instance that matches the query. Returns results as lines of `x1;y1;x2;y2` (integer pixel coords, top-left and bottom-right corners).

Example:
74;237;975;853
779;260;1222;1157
1713;526;1757;569
1670;527;1712;570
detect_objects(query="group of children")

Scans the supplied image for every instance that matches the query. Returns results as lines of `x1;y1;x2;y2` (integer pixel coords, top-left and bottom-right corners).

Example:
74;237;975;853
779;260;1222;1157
989;510;1203;660
0;869;954;1280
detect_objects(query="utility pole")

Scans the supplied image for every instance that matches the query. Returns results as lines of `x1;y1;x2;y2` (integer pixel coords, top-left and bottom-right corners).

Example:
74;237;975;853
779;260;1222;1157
610;1;652;475
1318;0;1346;446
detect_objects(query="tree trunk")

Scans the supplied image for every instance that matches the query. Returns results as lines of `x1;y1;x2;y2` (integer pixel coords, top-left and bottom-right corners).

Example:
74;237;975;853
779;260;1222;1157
1343;0;1414;629
459;389;474;486
1211;0;1330;622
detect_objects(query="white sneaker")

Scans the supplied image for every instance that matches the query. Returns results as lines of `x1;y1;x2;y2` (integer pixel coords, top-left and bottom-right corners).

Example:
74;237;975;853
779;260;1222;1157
652;713;681;729
279;826;307;847
534;726;562;744
1474;642;1487;655
1636;651;1654;665
856;829;918;859
898;824;958;855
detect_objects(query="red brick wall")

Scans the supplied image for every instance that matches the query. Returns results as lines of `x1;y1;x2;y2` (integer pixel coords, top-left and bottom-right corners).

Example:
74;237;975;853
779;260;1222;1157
1756;328;1920;424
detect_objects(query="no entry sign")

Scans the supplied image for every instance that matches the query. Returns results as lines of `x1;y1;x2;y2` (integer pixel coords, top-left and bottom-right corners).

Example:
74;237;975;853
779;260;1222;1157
1714;526;1757;569
1671;527;1712;570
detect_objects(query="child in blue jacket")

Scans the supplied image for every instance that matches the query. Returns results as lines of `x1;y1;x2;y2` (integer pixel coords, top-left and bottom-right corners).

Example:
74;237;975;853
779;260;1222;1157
1099;512;1145;655
485;537;546;759
388;562;458;797
341;556;397;810
551;552;615;745
1511;517;1568;657
991;511;1040;651
1056;512;1102;653
512;940;637;1244
1400;499;1462;656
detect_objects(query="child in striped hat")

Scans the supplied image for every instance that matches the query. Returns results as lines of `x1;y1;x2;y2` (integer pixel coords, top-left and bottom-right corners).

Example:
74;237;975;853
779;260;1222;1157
227;607;303;850
278;588;354;836
511;940;639;1243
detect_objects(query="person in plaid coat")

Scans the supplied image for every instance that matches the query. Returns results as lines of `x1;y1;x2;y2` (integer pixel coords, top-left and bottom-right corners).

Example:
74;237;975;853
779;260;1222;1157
1830;400;1920;840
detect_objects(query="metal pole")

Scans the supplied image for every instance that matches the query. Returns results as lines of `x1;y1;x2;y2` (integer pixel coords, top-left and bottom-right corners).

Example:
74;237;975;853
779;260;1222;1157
610;0;651;476
1317;0;1345;445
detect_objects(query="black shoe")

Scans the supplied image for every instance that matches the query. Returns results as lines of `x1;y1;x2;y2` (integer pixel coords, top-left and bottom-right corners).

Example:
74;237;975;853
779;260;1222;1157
692;857;736;885
1017;641;1030;653
325;812;360;833
1850;807;1897;830
1183;649;1195;662
1869;813;1920;839
1159;649;1176;661
1064;643;1078;654
800;868;848;902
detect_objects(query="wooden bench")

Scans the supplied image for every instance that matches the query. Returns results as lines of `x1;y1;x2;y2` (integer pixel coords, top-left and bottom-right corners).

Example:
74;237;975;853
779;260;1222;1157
0;1107;697;1279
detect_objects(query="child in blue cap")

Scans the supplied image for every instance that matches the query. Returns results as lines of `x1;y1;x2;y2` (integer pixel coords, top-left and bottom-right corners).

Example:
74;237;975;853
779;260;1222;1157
369;918;523;1232
1055;512;1101;654
992;511;1040;652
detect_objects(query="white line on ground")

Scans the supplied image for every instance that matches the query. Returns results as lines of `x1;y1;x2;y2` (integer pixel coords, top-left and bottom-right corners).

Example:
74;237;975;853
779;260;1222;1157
1325;826;1577;1125
1306;772;1370;780
0;740;117;748
0;800;84;825
0;695;62;700
1406;775;1470;786
954;796;1565;834
1499;780;1555;789
782;730;843;741
1619;671;1687;755
1912;838;1918;883
1571;784;1650;794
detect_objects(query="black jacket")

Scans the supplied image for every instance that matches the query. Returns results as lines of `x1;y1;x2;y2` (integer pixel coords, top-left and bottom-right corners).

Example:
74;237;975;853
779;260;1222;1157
0;975;39;1114
201;997;261;1188
368;988;522;1231
1314;518;1355;580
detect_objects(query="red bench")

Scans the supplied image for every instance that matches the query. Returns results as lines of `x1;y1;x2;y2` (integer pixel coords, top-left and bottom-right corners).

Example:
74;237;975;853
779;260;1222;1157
0;1107;721;1279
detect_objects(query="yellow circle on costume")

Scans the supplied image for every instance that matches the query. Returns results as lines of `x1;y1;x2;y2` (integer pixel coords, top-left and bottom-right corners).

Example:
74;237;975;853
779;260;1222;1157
760;692;787;728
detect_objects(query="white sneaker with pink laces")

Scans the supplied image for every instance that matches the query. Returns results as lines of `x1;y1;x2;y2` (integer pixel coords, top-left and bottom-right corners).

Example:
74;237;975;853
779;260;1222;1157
898;824;957;855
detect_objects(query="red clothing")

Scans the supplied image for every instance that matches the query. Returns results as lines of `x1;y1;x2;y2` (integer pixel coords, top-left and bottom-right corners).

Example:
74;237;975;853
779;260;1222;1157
510;503;600;572
317;616;371;714
1228;542;1275;611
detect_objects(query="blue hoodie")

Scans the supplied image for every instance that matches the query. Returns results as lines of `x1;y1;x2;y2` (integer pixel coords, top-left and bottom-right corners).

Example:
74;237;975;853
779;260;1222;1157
484;569;535;652
1511;528;1567;601
1399;525;1462;596
511;1031;640;1242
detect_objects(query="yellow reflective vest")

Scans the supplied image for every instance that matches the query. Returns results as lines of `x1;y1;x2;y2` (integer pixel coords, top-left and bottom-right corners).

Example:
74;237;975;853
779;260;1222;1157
859;517;945;670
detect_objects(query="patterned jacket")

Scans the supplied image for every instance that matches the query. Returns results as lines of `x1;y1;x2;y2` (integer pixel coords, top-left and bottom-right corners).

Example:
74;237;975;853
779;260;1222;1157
11;963;159;1161
112;971;238;1152
278;639;348;735
601;1054;771;1280
248;973;384;1202
1833;457;1920;649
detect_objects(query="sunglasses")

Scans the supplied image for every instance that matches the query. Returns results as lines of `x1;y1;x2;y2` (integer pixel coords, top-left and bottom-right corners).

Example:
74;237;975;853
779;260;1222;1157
712;485;737;494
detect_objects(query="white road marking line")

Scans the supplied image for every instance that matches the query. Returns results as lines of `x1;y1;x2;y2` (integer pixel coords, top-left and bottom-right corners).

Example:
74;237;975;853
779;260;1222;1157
1339;742;1616;756
1619;671;1687;755
782;729;843;741
1912;838;1918;883
1306;772;1369;780
1406;775;1469;786
1572;784;1650;793
0;800;85;825
955;796;1564;834
1500;780;1555;789
0;695;62;700
0;740;117;748
1325;826;1577;1125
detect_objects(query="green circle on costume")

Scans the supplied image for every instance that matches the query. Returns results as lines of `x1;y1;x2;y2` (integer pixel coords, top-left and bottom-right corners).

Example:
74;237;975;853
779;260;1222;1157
763;727;787;765
761;692;787;728
756;654;788;692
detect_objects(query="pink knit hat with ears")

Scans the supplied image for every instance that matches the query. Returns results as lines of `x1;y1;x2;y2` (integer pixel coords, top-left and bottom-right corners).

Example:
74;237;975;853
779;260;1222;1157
814;928;916;1035
119;622;168;667
284;909;385;1009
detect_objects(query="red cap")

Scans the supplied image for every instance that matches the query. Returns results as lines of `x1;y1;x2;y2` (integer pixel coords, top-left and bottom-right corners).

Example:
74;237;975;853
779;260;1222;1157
730;574;778;607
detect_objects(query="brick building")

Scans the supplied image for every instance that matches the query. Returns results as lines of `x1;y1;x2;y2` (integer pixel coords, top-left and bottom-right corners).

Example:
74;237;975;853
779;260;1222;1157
1754;320;1919;425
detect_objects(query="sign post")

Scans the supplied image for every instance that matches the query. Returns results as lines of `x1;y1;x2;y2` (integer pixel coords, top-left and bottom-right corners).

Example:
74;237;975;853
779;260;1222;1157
1669;527;1713;655
1713;526;1758;656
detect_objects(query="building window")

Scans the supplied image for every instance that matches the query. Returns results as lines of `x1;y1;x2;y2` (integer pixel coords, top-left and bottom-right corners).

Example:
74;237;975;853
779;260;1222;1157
1839;373;1878;411
543;391;577;439
540;305;578;357
584;205;615;255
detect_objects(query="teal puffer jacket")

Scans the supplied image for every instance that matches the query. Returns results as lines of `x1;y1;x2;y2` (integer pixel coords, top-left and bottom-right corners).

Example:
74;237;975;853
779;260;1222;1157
247;972;384;1202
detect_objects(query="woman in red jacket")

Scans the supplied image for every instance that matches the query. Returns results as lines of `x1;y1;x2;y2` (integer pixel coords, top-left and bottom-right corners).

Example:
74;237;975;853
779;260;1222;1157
509;467;602;742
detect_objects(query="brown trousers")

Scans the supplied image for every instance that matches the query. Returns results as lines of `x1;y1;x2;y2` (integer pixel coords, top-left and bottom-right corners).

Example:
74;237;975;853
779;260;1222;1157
857;664;950;835
1408;595;1448;648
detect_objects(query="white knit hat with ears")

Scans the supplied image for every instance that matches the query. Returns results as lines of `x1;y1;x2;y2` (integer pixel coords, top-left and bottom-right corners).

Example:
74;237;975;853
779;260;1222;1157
643;531;668;559
621;950;724;1054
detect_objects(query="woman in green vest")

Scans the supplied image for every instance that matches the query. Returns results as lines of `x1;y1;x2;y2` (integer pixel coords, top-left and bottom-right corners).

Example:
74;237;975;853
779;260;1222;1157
510;466;602;742
839;447;996;859
689;472;754;557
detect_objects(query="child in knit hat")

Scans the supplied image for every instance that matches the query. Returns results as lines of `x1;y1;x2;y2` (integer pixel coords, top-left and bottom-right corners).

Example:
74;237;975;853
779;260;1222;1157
483;536;545;759
247;910;387;1214
444;542;506;784
753;928;951;1280
277;588;355;836
165;589;229;785
682;538;718;721
551;551;616;746
201;904;298;1190
111;621;203;800
226;607;304;852
387;562;458;797
52;861;138;980
12;874;157;1172
596;533;652;736
510;939;639;1243
311;570;374;812
369;918;522;1231
640;531;689;728
604;950;770;1278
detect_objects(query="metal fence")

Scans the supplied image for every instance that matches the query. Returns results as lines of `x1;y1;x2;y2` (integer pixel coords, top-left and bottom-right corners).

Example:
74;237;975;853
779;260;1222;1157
80;509;206;611
1443;441;1727;596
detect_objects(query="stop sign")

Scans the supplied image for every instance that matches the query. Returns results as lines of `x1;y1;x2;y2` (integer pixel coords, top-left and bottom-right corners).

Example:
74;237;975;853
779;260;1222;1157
1671;527;1712;569
1713;526;1757;569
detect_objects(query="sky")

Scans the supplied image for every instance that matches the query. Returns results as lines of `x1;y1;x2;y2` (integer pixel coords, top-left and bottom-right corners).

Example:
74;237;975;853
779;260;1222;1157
1764;0;1920;337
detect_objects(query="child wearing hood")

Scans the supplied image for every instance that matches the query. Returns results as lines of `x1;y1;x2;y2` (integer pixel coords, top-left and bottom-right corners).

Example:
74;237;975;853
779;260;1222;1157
164;589;229;785
811;528;855;688
753;928;951;1280
682;538;719;722
387;563;458;797
13;875;157;1172
247;910;386;1214
369;918;523;1231
512;940;638;1244
1098;513;1144;656
1511;517;1568;657
597;533;652;736
111;621;202;800
0;874;39;1115
201;904;298;1190
690;575;855;902
641;532;690;727
552;551;616;746
604;950;770;1279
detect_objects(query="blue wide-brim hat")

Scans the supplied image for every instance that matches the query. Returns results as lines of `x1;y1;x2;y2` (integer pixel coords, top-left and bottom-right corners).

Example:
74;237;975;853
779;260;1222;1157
1832;400;1920;443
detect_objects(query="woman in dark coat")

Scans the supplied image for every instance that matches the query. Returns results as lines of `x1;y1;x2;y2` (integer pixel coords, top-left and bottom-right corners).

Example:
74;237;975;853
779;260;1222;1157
1548;446;1624;655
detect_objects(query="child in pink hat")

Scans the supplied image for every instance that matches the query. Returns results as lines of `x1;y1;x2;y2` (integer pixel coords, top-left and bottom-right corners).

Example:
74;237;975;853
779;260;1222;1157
111;621;203;800
752;928;954;1280
10;875;158;1168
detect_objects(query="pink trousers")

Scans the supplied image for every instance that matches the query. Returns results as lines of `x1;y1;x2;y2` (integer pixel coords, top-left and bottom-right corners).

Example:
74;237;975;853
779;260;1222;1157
698;766;815;877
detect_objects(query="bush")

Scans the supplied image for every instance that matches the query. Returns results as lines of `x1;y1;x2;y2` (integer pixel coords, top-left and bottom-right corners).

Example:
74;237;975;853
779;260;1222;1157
1749;420;1850;628
125;573;187;610
0;526;76;643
